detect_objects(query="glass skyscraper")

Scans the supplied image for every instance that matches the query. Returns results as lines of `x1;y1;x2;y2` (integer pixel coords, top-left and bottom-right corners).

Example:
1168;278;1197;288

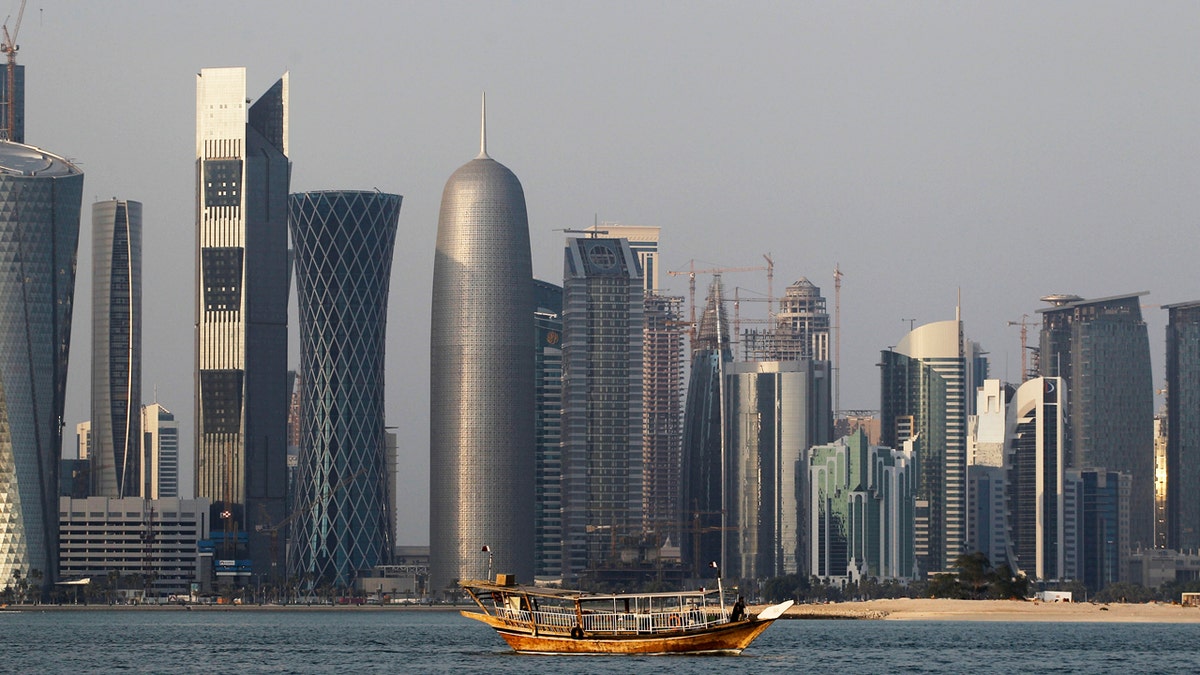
680;278;732;578
430;102;535;593
532;280;563;579
289;190;401;587
91;199;142;498
1165;300;1200;551
195;68;291;577
0;141;83;588
1038;293;1153;557
561;236;644;582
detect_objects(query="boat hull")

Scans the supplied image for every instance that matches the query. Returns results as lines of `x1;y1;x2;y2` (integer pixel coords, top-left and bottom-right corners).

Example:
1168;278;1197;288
462;610;776;655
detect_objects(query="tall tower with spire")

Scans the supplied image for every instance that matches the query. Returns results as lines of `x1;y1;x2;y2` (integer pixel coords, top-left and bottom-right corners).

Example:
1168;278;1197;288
430;96;535;593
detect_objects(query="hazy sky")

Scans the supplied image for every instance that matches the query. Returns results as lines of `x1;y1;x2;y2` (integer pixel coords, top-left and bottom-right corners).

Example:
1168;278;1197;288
26;1;1199;546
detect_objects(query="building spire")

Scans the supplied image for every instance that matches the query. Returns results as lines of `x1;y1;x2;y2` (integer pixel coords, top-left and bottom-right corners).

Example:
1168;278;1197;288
478;92;489;159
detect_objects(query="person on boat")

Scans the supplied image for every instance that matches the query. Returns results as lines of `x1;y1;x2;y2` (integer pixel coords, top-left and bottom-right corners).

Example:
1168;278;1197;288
730;596;746;621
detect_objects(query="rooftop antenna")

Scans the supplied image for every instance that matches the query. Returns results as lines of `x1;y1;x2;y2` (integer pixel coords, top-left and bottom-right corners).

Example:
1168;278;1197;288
477;92;488;159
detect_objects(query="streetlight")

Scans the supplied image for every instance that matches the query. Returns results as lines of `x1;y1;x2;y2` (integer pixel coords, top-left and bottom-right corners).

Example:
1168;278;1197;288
482;545;493;582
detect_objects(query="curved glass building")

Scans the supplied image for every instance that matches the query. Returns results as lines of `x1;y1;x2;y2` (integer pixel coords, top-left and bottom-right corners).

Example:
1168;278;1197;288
91;199;142;498
288;190;401;586
0;142;84;587
430;101;535;592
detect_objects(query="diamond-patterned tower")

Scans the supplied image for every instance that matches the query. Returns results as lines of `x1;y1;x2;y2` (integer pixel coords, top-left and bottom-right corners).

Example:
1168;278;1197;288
0;141;84;587
288;190;401;586
430;97;535;592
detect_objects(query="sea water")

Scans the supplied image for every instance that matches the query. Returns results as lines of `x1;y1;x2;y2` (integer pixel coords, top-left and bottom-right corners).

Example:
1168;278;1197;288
3;609;1199;674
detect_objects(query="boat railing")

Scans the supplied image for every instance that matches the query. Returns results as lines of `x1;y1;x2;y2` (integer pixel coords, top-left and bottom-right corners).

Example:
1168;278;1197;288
495;606;731;634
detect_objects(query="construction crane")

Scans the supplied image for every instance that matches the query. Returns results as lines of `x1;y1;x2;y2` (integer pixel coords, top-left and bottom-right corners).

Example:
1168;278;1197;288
667;258;773;347
0;0;24;142
1007;314;1037;382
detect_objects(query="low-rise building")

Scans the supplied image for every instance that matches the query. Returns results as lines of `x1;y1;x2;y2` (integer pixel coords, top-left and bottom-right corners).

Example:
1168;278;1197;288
59;496;210;597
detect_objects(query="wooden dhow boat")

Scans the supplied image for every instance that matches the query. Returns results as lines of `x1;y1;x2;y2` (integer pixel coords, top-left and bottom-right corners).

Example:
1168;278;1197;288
459;577;793;655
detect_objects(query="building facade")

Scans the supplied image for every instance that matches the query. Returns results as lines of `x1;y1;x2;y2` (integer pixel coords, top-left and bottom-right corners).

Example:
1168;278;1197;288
58;497;210;596
289;190;401;587
1039;293;1154;556
0;141;83;588
680;278;732;578
91;199;142;498
0;63;23;143
880;318;981;576
642;293;685;547
1007;377;1069;581
532;280;564;579
807;430;917;580
141;403;179;499
194;67;291;577
1165;301;1200;551
561;236;644;582
430;103;535;592
585;223;660;292
725;358;832;581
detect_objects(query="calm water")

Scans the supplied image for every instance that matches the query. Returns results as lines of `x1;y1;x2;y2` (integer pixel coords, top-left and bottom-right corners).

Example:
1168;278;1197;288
4;608;1199;674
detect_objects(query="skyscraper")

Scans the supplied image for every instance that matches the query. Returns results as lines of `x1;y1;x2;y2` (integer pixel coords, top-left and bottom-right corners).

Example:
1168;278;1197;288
641;292;685;547
289;190;401;586
726;358;831;580
430;99;535;592
584;223;660;293
195;68;290;575
532;279;563;579
680;278;732;577
0;63;24;143
91;199;142;498
561;236;644;582
1006;377;1069;581
141;403;179;499
0;141;84;588
880;317;982;576
1165;300;1200;551
1038;293;1154;555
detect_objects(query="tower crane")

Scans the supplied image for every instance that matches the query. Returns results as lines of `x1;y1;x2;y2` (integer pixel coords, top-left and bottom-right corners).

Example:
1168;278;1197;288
667;258;773;348
1007;314;1037;382
1;0;24;142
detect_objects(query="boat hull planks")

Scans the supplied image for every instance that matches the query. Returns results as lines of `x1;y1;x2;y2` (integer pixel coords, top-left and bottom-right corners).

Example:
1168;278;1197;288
461;610;777;655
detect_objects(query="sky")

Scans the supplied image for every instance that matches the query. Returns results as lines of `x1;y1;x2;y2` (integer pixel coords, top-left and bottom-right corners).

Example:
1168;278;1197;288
22;1;1200;547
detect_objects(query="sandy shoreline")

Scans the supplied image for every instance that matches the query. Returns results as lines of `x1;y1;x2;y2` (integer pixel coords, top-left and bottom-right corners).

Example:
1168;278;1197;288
771;597;1200;623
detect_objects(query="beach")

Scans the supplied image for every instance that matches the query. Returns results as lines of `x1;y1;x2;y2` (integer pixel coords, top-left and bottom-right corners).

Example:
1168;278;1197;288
772;597;1200;623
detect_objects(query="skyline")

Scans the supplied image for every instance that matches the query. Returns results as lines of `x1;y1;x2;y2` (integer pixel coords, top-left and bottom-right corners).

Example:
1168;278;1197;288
19;2;1199;548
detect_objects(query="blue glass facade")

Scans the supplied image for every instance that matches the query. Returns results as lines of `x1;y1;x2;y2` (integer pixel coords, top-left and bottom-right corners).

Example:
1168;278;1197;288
0;142;83;587
288;191;401;586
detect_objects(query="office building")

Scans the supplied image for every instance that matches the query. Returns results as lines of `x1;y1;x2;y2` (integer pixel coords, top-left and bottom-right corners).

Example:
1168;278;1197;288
585;223;660;292
58;496;210;596
880;316;982;576
194;68;291;576
1066;468;1131;590
642;293;685;546
430;100;535;592
141;403;178;499
0;141;83;588
725;357;832;580
1007;377;1068;581
91;199;142;498
1165;301;1200;551
808;429;917;580
967;379;1012;570
680;278;732;578
532;280;563;579
561;236;644;581
289;190;401;586
1039;293;1154;556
